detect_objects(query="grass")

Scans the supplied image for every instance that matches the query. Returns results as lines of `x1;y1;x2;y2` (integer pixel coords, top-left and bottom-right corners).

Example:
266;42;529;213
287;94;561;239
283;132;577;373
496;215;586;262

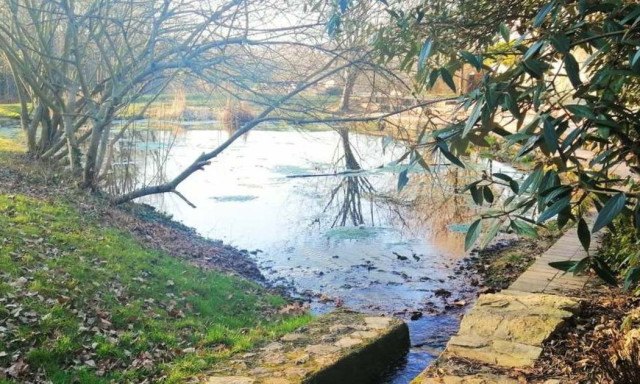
0;139;311;383
0;104;24;120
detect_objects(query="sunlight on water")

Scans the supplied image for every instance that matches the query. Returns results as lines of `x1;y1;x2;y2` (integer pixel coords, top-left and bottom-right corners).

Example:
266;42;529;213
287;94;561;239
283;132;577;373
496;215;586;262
117;125;521;383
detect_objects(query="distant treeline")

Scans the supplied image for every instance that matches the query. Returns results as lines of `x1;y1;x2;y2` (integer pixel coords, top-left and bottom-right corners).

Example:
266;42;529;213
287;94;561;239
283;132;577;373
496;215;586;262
0;64;18;102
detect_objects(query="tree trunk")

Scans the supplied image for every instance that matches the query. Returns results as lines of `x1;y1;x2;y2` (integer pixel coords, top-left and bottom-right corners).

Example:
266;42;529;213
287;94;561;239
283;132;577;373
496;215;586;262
338;128;361;170
339;67;358;113
26;105;44;155
82;121;107;189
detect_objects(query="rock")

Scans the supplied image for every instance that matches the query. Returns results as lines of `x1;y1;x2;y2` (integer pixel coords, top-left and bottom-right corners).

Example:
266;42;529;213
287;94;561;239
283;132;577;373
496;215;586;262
334;337;363;349
262;342;283;352
205;311;408;384
416;374;519;384
350;330;377;339
283;367;307;378
305;344;340;355
280;333;305;342
262;352;286;365
204;377;255;384
328;324;350;333
262;379;292;384
434;288;452;298
248;367;270;376
440;291;580;368
364;316;392;330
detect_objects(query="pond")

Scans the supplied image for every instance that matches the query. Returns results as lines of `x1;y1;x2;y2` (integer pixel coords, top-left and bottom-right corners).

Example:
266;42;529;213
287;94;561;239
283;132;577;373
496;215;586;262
111;123;521;383
0;120;520;382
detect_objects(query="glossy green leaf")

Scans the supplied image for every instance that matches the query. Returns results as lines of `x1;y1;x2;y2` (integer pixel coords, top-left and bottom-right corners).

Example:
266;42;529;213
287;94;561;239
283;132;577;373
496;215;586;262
569;257;590;275
577;218;591;252
480;219;501;248
564;53;582;88
520;166;544;194
440;68;456;92
511;219;538;238
549;260;578;272
543;118;559;153
523;59;549;79
533;2;555;28
592;193;626;233
459;51;482;70
463;101;483;137
465;219;482;251
537;195;571;223
550;33;570;53
397;169;409;191
483;186;494;204
509;180;520;194
470;185;483;206
439;146;465;168
632;49;640;68
523;41;544;61
418;39;434;71
593;257;617;286
500;23;510;42
492;173;513;182
624;267;640;291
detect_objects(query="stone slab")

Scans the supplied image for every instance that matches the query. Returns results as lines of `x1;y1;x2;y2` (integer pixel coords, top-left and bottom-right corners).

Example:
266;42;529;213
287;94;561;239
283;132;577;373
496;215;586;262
444;291;578;367
415;374;519;384
201;310;409;384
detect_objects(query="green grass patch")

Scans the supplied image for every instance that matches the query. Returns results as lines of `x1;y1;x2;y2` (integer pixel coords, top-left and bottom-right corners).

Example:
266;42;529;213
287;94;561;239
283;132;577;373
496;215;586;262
0;103;24;119
0;193;310;383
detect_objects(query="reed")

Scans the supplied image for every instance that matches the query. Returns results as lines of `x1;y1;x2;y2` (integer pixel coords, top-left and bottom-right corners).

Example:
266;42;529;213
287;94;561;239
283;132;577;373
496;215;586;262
219;100;255;133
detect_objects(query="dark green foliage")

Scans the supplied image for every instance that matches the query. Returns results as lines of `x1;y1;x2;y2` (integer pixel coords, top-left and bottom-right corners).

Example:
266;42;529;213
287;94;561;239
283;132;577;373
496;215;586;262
330;0;640;287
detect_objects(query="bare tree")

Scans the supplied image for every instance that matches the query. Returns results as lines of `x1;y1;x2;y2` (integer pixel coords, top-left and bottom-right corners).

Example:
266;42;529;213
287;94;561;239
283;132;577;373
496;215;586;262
0;0;436;205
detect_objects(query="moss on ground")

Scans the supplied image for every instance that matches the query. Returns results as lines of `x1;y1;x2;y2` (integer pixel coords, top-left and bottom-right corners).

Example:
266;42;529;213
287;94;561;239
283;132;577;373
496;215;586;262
0;139;311;383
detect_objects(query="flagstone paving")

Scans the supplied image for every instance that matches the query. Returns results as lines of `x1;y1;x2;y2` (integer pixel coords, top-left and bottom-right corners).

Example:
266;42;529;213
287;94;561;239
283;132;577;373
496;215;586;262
411;227;593;384
510;226;596;294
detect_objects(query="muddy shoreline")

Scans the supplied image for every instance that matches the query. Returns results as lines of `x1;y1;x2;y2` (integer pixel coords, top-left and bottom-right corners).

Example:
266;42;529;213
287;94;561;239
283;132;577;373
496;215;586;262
0;154;266;284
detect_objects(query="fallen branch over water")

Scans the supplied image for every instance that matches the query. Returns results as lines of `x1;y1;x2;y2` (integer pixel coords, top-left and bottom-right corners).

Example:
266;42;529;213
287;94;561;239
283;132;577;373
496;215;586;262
286;170;366;178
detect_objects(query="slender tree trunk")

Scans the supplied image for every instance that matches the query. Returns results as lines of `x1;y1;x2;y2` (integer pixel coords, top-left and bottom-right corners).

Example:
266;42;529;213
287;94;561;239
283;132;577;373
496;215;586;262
26;104;44;155
94;123;111;181
339;67;358;112
338;128;361;170
82;121;107;189
37;107;52;154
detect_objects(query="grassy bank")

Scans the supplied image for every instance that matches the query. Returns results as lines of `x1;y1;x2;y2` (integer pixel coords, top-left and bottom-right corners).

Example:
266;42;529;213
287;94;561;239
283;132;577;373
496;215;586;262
0;138;310;383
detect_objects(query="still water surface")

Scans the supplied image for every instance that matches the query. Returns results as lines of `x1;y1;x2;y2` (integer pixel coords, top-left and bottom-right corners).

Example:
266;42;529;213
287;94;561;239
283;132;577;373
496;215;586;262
125;125;519;383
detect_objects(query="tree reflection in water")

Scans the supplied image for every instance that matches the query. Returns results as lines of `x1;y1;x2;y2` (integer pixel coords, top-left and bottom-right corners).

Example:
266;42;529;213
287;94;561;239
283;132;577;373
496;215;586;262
324;126;489;255
323;127;408;229
102;121;179;196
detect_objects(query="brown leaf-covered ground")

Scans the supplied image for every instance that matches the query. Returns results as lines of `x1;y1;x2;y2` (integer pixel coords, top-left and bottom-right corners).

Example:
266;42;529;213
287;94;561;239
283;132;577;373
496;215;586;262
0;145;263;282
0;141;310;383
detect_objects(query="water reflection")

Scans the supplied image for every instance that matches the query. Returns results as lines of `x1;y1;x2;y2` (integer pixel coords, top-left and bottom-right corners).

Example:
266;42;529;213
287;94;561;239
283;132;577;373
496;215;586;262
104;123;520;384
101;121;181;195
324;128;396;228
